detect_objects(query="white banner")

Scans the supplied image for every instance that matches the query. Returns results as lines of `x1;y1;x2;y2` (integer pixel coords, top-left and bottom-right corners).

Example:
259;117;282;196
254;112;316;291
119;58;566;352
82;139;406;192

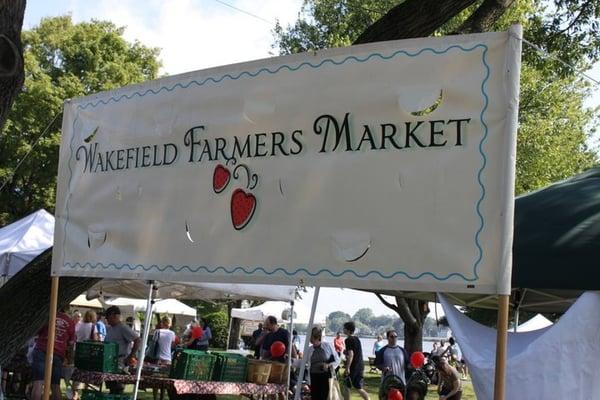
53;30;520;294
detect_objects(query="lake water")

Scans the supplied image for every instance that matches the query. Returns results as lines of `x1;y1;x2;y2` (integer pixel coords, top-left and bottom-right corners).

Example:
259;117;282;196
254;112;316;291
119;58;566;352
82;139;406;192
297;335;439;361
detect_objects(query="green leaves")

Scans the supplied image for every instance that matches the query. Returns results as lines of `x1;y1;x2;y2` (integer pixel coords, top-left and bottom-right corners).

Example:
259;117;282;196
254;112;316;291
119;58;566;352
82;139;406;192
0;16;161;225
273;0;398;55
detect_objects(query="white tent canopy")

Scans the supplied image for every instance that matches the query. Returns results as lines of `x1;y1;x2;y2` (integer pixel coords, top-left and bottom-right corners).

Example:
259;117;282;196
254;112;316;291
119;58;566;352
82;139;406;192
70;294;103;309
516;313;553;332
89;279;296;302
440;292;600;400
105;297;197;317
231;300;326;325
0;209;54;277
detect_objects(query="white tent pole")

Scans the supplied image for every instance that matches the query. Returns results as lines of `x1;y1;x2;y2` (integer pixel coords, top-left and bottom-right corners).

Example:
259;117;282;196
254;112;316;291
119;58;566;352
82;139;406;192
285;300;295;399
294;287;320;400
513;308;519;333
226;316;233;350
133;281;155;400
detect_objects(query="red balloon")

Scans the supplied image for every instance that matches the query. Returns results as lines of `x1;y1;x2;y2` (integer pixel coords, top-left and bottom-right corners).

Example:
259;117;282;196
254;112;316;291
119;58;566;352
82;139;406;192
191;326;204;340
410;351;425;368
387;388;403;400
270;341;286;358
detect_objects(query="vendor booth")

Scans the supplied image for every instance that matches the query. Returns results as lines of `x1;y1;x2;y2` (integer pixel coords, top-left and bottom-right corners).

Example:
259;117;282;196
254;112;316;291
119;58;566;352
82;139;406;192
104;297;196;317
231;301;326;325
515;313;552;332
69;294;103;311
0;209;53;281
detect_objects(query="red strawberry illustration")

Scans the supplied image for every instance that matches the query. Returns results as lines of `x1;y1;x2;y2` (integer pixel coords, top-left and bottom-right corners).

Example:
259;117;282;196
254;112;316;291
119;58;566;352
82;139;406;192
213;164;231;193
230;188;256;230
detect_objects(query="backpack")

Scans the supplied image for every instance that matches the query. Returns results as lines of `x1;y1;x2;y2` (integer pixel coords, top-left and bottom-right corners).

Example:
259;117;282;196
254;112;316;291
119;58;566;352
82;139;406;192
145;330;160;360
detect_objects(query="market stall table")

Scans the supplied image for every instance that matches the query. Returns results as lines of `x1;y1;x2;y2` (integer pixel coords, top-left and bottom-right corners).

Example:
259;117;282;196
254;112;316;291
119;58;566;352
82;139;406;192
71;369;138;391
143;376;287;400
71;369;287;400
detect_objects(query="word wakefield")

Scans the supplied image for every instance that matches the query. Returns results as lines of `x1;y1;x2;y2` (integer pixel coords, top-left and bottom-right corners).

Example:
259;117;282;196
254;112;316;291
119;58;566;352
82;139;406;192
76;112;471;174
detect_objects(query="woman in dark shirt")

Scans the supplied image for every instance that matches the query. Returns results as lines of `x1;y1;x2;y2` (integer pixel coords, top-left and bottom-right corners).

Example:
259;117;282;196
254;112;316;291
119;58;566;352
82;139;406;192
342;321;370;400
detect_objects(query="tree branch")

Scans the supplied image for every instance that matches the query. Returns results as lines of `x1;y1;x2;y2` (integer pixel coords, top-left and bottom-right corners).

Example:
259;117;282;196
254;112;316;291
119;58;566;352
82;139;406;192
409;299;422;325
354;0;478;44
454;0;515;34
552;0;594;37
420;301;430;322
375;293;400;314
396;296;418;328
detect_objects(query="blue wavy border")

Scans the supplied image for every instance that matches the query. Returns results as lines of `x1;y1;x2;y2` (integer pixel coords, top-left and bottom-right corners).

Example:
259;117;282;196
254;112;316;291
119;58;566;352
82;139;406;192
63;44;490;283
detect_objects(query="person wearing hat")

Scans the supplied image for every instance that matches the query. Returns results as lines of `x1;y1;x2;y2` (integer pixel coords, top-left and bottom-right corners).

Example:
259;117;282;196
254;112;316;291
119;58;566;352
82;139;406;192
104;306;141;394
432;356;462;400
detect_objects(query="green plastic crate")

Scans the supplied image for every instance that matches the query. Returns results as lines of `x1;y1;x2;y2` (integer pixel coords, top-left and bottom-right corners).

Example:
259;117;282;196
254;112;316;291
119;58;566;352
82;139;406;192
169;350;216;381
81;390;130;400
75;342;118;373
211;352;248;382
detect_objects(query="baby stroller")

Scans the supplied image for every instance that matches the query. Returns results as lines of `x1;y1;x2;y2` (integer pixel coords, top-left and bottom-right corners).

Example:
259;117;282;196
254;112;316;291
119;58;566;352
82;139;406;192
405;369;429;400
378;374;405;400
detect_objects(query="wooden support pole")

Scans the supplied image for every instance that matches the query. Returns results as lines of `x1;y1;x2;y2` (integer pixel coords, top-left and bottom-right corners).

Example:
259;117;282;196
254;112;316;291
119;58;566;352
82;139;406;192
493;294;510;400
42;276;59;400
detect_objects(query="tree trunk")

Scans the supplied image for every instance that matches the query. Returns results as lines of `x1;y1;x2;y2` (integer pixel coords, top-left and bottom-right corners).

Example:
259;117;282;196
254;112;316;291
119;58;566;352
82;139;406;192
403;321;424;354
0;0;26;133
354;0;478;44
0;249;100;366
455;0;516;34
374;294;429;354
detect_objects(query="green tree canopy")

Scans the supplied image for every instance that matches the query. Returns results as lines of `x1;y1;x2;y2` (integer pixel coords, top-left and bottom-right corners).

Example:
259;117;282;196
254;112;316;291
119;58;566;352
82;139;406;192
326;311;351;333
0;16;161;224
352;307;375;325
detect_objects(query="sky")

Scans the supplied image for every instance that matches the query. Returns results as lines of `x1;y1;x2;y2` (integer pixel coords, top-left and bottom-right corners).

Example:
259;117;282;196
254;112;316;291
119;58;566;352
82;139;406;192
22;1;598;317
23;0;305;74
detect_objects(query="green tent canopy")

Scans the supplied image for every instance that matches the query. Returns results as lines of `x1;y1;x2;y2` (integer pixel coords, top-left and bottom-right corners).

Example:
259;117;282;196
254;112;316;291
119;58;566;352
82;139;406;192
513;167;600;291
368;168;600;313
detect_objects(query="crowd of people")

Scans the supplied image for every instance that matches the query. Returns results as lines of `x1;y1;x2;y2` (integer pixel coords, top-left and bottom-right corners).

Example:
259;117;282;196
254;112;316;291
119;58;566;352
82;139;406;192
10;306;468;400
430;338;469;380
9;306;214;400
246;317;468;400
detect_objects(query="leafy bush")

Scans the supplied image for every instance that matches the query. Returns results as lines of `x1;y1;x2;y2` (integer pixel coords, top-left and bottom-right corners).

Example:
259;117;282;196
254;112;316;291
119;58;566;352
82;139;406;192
204;311;229;349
